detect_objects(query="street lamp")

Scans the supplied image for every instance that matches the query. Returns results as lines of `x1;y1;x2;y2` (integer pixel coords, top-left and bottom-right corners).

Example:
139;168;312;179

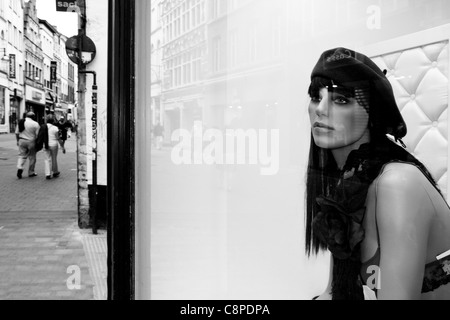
0;48;9;61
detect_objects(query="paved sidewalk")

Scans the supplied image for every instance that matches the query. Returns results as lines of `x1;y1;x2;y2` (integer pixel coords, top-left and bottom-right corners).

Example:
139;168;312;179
0;133;107;300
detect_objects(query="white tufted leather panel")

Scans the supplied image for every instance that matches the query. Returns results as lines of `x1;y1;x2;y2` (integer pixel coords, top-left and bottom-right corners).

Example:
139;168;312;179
371;41;449;197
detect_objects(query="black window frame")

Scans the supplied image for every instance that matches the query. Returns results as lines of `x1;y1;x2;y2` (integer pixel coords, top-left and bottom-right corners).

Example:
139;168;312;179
107;0;135;300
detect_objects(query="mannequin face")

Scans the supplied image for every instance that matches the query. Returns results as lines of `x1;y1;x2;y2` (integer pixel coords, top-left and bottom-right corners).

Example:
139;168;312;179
308;86;370;150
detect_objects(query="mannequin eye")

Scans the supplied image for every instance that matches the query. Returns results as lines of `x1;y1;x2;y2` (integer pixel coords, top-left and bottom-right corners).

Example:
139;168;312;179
329;91;353;105
333;96;350;104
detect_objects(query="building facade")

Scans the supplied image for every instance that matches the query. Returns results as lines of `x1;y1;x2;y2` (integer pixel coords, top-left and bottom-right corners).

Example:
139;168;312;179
51;29;62;117
0;0;77;133
38;19;77;121
55;33;68;119
151;0;162;131
0;0;25;133
160;0;207;143
39;19;58;115
66;49;77;121
23;0;45;124
204;0;287;133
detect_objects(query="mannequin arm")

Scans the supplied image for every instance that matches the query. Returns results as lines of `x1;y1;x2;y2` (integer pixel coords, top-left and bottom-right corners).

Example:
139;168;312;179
374;163;431;300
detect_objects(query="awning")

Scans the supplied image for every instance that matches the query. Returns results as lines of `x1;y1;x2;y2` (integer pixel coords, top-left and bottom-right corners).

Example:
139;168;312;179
26;100;46;108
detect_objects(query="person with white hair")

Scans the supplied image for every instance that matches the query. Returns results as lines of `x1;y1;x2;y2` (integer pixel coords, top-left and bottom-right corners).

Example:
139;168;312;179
15;111;40;179
44;114;65;180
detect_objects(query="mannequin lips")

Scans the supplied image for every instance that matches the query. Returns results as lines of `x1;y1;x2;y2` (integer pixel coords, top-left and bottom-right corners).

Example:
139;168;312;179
313;122;335;130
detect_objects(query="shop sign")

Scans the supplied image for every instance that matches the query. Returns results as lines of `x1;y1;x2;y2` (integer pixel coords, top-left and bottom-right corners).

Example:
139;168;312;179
32;91;43;101
50;61;57;83
56;1;79;12
9;54;15;79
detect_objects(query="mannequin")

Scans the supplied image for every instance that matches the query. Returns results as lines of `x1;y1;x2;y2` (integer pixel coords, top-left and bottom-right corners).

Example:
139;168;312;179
305;48;450;300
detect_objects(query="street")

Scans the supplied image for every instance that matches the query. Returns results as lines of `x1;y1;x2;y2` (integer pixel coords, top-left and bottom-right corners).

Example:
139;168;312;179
0;133;106;300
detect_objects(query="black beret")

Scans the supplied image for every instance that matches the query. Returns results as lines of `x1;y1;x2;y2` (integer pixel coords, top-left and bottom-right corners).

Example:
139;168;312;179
311;47;407;139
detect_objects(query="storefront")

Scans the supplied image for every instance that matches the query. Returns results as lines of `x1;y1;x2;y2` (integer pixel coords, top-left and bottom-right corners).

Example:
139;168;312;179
9;89;23;133
25;86;46;124
108;0;450;300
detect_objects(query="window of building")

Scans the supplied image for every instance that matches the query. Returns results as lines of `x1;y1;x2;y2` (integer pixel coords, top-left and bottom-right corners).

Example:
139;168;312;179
0;0;5;18
191;48;201;82
175;55;181;87
166;58;173;89
184;9;190;31
249;22;257;62
212;0;220;19
200;1;205;22
228;0;238;12
0;86;5;125
212;36;221;72
19;31;22;51
183;52;191;84
192;5;196;27
229;29;238;68
272;16;282;58
196;3;201;24
8;21;12;44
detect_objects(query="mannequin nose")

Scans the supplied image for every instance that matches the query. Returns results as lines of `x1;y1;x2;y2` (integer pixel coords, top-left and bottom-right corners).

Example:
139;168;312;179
315;98;329;116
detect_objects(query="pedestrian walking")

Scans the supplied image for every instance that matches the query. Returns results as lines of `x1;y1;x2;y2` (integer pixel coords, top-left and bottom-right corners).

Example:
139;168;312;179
153;121;164;150
35;120;49;153
15;111;40;179
56;116;72;153
44;115;65;180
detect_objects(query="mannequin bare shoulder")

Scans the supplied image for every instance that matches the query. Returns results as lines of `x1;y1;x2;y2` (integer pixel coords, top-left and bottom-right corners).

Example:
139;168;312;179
374;162;433;299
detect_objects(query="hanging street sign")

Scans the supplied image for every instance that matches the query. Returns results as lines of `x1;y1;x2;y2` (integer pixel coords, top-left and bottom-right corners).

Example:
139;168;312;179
65;34;97;66
9;54;16;79
50;61;57;83
55;1;79;12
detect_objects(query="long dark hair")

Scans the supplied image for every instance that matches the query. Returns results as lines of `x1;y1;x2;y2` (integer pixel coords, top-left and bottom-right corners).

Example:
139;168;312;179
305;78;441;257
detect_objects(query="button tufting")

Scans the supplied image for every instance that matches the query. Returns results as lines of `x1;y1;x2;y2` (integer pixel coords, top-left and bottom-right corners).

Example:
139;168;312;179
372;42;449;199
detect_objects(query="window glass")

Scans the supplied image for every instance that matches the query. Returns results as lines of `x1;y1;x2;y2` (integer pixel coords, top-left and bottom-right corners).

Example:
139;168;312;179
143;0;450;300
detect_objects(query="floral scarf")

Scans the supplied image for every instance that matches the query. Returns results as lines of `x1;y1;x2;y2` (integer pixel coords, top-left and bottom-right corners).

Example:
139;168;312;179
312;143;380;300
